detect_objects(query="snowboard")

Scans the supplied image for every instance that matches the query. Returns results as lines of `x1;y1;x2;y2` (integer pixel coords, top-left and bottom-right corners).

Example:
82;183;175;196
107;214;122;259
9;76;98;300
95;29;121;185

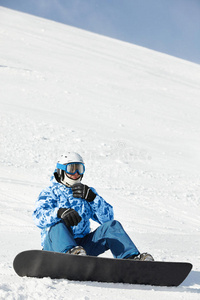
13;250;192;287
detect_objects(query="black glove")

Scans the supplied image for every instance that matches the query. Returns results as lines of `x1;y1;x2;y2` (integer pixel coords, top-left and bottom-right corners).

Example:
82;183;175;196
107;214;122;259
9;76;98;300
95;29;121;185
57;208;82;227
72;183;96;202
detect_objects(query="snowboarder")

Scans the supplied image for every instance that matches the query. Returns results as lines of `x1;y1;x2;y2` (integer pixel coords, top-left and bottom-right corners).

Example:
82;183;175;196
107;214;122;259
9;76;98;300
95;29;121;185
33;152;154;261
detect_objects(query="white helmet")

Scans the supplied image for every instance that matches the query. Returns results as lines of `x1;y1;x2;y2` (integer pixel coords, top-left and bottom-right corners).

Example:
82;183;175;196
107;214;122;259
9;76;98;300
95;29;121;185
55;152;85;187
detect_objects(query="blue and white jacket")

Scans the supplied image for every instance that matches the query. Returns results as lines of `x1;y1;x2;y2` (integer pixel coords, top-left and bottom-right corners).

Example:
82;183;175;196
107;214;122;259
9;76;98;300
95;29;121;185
32;175;114;247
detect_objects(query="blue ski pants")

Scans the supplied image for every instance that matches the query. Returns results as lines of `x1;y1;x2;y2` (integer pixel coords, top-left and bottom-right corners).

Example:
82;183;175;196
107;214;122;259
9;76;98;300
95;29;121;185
43;220;139;259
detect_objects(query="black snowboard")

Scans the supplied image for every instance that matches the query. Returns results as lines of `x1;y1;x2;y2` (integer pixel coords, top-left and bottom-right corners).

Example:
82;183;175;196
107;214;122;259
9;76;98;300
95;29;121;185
13;250;192;287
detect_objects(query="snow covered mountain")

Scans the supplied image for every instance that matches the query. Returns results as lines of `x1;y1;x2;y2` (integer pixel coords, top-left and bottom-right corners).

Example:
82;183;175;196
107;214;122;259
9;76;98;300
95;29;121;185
0;6;200;299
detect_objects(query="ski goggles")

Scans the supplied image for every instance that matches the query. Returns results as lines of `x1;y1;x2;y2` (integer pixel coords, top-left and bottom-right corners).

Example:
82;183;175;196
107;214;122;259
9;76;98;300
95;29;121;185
57;162;85;175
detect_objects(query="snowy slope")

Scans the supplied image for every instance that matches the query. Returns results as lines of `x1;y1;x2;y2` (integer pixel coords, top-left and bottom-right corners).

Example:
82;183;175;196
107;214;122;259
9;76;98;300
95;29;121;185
0;6;200;299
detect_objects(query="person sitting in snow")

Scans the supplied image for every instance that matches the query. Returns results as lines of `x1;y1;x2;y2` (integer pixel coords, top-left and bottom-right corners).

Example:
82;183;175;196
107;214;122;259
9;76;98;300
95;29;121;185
33;152;154;261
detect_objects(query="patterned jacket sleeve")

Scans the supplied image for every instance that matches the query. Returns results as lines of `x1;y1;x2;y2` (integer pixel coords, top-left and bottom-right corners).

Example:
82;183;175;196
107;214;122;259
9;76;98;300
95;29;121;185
89;188;114;224
32;187;60;229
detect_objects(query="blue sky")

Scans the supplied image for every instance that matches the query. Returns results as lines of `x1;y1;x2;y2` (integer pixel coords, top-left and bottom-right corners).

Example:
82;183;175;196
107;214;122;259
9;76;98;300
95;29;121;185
1;0;200;64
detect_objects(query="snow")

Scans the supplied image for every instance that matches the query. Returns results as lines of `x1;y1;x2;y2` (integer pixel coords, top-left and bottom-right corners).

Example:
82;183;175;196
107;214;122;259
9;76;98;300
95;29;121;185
0;6;200;299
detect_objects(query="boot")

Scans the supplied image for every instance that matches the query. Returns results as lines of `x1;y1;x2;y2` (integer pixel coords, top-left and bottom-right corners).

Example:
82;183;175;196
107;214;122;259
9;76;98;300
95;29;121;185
66;246;86;256
128;252;154;261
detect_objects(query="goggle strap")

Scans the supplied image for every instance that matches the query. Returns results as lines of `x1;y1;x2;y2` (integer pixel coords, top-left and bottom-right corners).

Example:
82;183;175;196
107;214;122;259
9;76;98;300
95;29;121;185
56;163;66;171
